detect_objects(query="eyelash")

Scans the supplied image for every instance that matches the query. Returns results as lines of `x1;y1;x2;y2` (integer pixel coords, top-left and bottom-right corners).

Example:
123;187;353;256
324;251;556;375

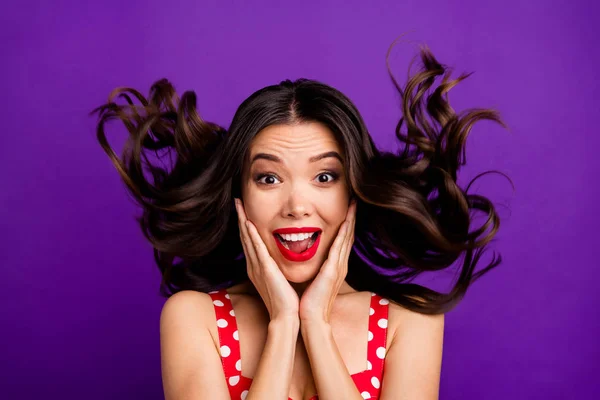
254;171;340;186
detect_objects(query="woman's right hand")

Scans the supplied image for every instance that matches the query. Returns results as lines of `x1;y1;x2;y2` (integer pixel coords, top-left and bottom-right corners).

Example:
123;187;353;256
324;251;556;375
234;198;299;322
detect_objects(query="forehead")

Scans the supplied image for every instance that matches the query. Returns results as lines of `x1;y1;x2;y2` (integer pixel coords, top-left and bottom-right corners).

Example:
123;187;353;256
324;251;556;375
249;122;343;158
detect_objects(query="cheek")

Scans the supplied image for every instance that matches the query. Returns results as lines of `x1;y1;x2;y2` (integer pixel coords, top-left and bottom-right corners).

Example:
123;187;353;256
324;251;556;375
322;207;350;241
322;199;349;224
244;205;268;226
243;201;275;239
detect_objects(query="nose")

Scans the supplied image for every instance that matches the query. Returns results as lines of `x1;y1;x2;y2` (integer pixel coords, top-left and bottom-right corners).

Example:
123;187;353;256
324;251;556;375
281;190;313;218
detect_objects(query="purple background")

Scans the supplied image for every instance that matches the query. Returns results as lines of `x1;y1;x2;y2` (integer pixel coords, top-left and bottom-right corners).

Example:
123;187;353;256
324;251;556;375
2;0;598;399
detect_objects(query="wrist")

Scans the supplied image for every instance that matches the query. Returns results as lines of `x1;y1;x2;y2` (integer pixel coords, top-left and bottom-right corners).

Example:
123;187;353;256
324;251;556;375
300;317;330;335
300;310;328;325
269;315;300;332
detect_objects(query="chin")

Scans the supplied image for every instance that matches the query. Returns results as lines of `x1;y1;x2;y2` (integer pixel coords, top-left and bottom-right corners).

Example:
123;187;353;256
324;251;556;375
283;270;319;283
276;257;324;283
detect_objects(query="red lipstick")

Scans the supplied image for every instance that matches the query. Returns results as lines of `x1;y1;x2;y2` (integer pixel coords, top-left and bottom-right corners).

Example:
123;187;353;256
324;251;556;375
273;227;321;235
272;227;321;262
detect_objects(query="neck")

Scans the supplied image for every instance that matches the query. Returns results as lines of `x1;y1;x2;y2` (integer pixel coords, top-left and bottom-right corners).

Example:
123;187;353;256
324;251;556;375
289;280;311;297
287;279;357;297
237;279;356;298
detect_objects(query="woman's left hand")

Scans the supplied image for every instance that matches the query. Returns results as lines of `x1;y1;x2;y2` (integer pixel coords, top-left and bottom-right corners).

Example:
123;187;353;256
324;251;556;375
299;200;357;324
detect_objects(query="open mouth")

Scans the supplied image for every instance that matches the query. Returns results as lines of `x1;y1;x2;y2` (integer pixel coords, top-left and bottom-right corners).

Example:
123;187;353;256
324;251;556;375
274;231;320;254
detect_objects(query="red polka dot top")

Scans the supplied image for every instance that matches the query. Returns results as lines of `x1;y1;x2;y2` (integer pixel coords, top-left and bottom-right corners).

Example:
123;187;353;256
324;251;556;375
208;289;390;400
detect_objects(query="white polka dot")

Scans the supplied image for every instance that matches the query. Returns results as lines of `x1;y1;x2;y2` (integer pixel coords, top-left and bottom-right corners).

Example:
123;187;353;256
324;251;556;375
371;292;376;296
230;309;236;317
368;331;373;341
208;290;218;294
379;298;389;305
367;361;372;370
369;307;374;316
376;346;386;359
213;300;224;307
229;375;240;386
241;390;248;399
371;376;380;389
225;293;230;299
377;318;388;329
217;318;228;328
235;359;242;371
220;345;231;357
233;330;239;340
361;392;372;399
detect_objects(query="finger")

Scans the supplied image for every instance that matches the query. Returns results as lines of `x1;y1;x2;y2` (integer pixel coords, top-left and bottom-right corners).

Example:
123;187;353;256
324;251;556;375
235;200;259;272
347;199;355;218
239;223;258;271
240;223;258;271
320;221;349;281
349;201;357;240
327;221;348;266
235;198;247;223
245;220;278;274
340;202;356;259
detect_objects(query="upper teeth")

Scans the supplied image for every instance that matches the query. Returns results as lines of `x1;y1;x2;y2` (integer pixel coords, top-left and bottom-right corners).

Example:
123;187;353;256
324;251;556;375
279;232;313;242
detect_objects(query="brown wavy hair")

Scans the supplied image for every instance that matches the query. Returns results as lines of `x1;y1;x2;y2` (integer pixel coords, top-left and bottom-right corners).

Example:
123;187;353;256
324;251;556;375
91;40;511;315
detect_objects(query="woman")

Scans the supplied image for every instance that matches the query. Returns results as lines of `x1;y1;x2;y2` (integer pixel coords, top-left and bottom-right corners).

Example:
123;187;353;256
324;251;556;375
92;40;508;399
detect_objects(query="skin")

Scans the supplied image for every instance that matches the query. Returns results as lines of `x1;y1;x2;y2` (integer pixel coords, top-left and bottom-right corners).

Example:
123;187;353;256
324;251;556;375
231;121;376;398
159;121;444;400
239;121;355;299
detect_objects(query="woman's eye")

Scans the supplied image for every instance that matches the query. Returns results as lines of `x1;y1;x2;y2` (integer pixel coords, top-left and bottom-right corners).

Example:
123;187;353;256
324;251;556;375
254;172;338;186
316;172;338;183
256;174;281;185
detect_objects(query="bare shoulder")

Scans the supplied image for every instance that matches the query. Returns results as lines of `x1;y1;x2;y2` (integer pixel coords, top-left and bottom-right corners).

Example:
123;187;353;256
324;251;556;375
159;290;224;355
380;297;444;398
387;297;445;323
160;290;217;332
386;296;445;345
161;289;213;312
159;290;229;399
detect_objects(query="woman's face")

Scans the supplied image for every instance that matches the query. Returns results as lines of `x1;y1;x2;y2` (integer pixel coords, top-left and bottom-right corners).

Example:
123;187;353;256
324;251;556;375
240;122;351;283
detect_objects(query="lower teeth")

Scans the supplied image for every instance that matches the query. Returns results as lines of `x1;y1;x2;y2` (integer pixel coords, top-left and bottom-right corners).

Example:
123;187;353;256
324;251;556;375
279;234;317;252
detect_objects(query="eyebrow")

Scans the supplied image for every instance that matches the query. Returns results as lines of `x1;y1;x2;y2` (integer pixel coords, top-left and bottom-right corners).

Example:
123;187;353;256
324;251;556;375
250;151;343;166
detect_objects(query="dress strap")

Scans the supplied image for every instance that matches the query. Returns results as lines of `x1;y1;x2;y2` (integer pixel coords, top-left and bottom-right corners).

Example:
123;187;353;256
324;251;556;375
367;292;390;379
208;289;241;378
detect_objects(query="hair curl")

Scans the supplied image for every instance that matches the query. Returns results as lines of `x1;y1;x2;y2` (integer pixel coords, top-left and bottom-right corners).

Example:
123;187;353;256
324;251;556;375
91;40;511;315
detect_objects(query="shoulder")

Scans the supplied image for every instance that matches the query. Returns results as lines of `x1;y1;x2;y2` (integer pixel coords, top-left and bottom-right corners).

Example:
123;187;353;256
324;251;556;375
379;299;444;397
161;290;214;318
160;290;217;337
387;297;445;327
159;290;232;398
385;296;445;346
